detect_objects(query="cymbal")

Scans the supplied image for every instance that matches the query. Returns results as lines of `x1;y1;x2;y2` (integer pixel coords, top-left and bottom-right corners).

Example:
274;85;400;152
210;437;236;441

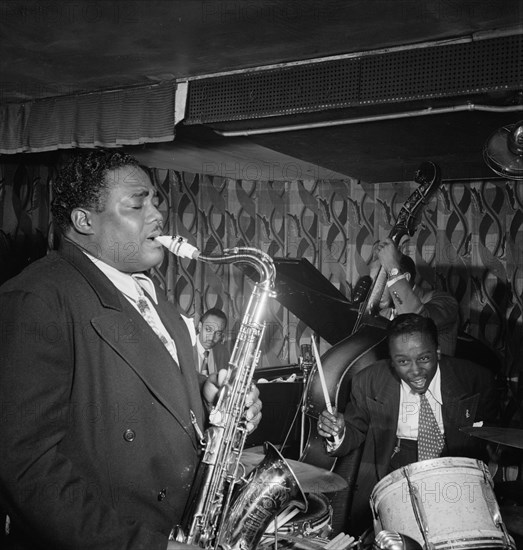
241;449;347;493
460;427;523;450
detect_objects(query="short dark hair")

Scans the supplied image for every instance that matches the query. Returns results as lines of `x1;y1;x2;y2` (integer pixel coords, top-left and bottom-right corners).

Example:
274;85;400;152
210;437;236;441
51;150;139;233
201;308;227;327
387;313;438;348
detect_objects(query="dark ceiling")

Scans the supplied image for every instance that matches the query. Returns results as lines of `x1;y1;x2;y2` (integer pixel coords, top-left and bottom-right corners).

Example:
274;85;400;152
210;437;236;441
1;0;522;182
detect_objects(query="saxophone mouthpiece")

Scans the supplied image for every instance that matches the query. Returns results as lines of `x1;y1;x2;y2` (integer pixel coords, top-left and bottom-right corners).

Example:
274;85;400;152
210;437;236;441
155;235;200;260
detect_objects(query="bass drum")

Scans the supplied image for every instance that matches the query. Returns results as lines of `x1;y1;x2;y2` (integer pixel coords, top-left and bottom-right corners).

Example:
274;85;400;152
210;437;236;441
370;457;516;550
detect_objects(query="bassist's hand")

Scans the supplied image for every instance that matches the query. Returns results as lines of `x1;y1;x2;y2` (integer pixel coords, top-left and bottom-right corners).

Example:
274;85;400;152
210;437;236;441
375;237;402;274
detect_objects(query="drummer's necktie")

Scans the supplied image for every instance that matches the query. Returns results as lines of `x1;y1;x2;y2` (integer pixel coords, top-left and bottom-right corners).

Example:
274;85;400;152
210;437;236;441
418;392;445;461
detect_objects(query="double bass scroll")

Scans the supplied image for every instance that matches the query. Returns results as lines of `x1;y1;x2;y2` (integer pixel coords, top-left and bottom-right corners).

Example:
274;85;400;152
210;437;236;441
352;162;442;333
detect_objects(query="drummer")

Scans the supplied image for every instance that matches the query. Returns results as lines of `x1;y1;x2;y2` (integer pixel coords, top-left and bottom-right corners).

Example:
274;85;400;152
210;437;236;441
318;313;499;531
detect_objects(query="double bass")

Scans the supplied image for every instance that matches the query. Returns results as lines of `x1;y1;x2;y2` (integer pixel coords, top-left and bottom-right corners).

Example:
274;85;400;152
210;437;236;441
298;161;442;471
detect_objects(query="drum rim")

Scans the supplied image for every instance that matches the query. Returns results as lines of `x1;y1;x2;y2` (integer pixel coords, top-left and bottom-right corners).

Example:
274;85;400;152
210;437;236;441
371;456;487;498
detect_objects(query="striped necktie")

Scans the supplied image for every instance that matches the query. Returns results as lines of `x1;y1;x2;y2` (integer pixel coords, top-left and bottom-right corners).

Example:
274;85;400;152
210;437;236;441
418;392;445;461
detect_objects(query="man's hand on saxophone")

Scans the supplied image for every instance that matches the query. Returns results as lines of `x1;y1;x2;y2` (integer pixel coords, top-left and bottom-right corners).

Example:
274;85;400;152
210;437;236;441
203;369;263;433
243;383;263;433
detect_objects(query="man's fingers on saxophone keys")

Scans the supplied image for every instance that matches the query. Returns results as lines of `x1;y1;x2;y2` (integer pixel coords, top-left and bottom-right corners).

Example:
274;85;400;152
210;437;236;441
245;398;262;433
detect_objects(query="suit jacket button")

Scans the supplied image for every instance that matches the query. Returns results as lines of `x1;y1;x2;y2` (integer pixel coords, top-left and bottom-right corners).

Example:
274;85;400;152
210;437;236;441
158;489;167;501
123;429;136;442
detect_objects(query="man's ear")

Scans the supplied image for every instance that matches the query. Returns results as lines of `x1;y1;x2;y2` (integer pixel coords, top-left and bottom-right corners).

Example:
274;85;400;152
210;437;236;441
437;347;441;361
70;208;94;235
196;321;202;335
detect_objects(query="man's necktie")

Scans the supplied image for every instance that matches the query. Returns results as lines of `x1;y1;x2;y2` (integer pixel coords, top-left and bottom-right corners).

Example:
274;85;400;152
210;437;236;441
132;278;179;364
200;350;210;375
418;392;445;461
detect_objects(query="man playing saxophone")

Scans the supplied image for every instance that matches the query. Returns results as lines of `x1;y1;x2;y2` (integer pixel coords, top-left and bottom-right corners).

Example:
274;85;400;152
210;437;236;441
0;150;262;550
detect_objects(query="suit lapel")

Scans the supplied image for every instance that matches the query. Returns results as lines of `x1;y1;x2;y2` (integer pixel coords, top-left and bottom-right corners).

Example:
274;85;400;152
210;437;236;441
367;365;400;477
60;240;201;448
154;297;206;429
440;359;480;448
93;304;203;449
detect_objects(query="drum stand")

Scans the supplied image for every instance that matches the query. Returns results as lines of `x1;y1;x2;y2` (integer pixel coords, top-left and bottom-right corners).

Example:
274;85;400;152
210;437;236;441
279;343;314;459
299;343;314;456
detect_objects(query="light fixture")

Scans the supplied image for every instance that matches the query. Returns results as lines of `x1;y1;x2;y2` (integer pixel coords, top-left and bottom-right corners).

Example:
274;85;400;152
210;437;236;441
483;120;523;180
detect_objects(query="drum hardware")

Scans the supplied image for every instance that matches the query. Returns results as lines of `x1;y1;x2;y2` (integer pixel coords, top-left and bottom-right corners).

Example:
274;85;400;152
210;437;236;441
270;343;316;460
241;448;348;493
259;492;343;550
299;344;315;456
373;530;422;550
401;469;432;550
460;426;523;450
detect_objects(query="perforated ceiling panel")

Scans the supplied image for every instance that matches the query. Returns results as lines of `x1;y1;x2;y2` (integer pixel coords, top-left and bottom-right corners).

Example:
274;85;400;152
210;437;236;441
185;34;523;124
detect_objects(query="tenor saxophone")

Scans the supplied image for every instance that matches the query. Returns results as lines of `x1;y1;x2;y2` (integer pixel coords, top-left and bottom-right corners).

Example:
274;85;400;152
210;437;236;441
156;235;307;550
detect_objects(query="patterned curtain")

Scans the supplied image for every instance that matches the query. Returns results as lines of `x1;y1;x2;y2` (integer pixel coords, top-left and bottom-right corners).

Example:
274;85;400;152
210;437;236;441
1;161;522;387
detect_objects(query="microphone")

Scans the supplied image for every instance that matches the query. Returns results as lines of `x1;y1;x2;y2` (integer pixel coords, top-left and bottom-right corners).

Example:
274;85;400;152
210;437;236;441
373;530;422;550
155;235;200;260
300;344;313;364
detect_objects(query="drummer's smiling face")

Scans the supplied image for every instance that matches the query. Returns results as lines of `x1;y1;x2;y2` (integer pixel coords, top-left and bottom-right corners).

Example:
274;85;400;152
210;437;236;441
389;330;440;394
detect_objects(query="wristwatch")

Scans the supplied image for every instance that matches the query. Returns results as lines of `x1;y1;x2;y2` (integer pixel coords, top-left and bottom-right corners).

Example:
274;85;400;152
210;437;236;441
388;267;400;278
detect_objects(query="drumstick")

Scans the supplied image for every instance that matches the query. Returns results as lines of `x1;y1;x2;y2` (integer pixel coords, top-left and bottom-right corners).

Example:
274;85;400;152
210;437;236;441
311;337;341;446
325;533;356;550
324;533;345;548
311;337;333;415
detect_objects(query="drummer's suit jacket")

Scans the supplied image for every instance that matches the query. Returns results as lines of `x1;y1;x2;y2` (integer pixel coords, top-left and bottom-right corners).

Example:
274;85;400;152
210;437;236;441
331;357;499;531
0;239;207;550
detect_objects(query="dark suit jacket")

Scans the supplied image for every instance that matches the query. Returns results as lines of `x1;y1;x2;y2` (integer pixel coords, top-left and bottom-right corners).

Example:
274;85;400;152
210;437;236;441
0;240;206;549
332;356;499;530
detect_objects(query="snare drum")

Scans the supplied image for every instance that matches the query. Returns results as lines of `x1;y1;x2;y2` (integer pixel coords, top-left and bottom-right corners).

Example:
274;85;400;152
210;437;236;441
266;492;332;538
370;457;515;549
